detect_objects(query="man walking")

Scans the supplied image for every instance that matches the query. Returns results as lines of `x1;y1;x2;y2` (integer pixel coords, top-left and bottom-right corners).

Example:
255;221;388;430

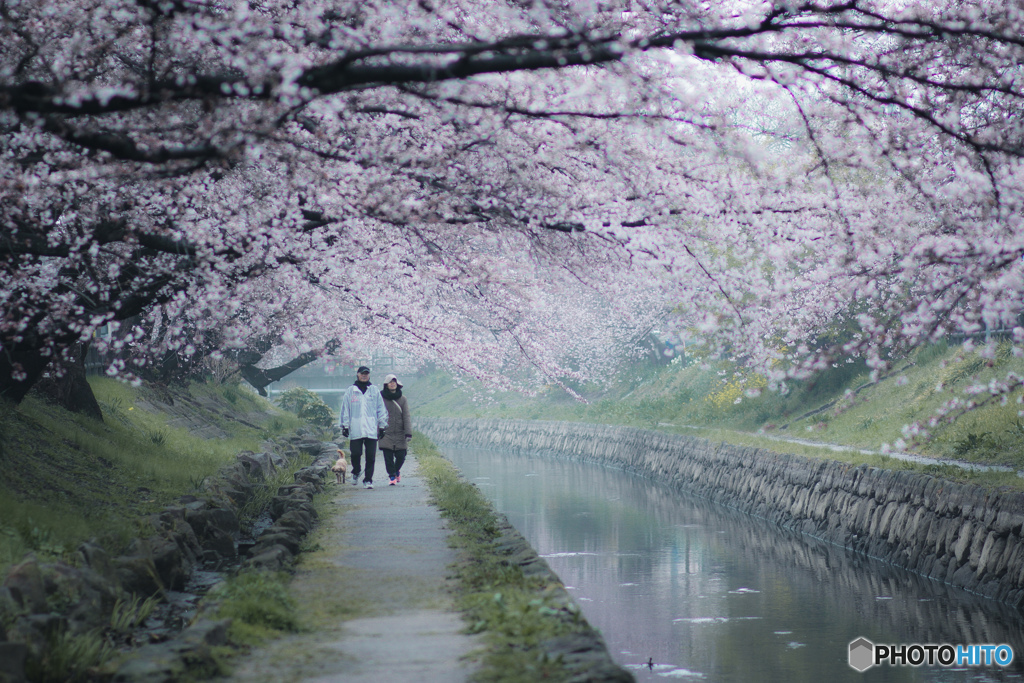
339;366;388;488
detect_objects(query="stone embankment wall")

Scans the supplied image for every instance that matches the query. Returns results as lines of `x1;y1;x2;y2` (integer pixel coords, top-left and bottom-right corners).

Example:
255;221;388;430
418;417;1024;610
0;428;338;683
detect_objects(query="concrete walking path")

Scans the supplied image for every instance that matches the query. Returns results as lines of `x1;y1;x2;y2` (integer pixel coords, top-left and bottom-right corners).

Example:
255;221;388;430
221;454;482;682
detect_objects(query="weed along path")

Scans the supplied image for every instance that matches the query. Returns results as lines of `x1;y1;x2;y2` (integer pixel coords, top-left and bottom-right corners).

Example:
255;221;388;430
222;455;482;683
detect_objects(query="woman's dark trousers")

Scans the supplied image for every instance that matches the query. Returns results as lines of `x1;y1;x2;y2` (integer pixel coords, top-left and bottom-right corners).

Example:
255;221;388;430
382;448;407;480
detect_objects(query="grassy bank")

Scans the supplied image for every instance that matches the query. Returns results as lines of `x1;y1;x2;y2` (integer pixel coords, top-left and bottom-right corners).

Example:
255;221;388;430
413;433;620;683
0;378;302;577
406;341;1024;490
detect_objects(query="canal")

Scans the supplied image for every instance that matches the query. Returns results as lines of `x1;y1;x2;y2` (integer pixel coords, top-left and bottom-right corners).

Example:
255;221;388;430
442;447;1024;682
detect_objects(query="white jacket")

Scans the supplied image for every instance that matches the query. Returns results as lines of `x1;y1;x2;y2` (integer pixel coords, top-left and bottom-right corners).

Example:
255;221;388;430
339;383;388;439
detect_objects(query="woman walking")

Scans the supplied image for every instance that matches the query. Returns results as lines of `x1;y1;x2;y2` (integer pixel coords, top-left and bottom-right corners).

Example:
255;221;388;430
380;373;413;485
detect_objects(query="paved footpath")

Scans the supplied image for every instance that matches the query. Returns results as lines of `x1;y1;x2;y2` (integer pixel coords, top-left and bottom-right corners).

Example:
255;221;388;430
222;454;482;683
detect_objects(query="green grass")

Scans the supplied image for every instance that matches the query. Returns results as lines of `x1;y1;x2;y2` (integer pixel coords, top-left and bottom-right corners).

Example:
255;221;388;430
413;433;604;683
406;341;1024;490
23;624;116;683
204;570;301;647
109;594;160;634
667;426;1023;489
0;378;297;577
14;594;160;683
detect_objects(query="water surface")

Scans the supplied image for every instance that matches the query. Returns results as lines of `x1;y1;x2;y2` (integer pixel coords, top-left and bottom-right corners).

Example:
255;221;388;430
442;447;1024;682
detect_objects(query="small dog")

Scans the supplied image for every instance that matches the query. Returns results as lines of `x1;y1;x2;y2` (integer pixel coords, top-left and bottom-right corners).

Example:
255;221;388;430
331;449;349;484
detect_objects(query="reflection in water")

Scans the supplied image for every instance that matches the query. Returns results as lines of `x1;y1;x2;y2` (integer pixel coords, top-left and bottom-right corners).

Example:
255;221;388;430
443;447;1024;683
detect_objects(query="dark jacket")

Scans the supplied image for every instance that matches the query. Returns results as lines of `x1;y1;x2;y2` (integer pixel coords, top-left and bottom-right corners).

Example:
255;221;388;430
380;387;412;450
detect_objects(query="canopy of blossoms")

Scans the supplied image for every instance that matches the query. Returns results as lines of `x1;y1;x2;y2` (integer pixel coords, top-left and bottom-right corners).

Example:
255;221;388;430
2;0;1022;418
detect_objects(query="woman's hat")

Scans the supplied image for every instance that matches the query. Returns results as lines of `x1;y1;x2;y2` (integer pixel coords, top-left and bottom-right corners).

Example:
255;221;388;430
384;373;402;387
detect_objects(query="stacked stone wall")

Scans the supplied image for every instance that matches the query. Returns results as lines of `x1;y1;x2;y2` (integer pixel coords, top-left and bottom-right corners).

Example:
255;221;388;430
418;417;1024;610
0;428;337;683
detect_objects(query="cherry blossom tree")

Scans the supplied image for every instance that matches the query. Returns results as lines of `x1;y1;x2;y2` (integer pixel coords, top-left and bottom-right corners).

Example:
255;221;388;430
2;0;1023;421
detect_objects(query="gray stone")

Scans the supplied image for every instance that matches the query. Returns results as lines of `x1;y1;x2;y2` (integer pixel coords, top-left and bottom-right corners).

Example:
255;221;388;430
274;510;314;535
112;645;188;683
114;553;163;597
998;535;1024;584
968;525;989;570
993;509;1023;538
185;507;240;542
234;453;269;481
146;535;193;591
178;619;231;648
7;614;66;662
293;468;324;486
541;633;633;683
0;642;27;683
296;439;322;455
269;451;288;470
77;542;118;585
1;558;46;613
113;630;225;683
199;526;237;562
270;491;316;520
243;545;291;571
252;531;301;556
44;562;124;629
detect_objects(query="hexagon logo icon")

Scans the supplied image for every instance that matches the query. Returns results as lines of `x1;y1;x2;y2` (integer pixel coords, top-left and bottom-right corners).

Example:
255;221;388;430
849;637;875;672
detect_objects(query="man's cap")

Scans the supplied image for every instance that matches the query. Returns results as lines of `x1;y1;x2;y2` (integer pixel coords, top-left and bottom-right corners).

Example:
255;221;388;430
357;366;371;374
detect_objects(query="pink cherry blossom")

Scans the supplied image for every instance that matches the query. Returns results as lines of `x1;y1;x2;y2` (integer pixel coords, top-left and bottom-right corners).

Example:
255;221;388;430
1;0;1023;416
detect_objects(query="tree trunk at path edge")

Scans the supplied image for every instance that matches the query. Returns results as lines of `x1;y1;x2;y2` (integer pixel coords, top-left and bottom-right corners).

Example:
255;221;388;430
0;342;58;405
28;343;104;421
241;350;323;397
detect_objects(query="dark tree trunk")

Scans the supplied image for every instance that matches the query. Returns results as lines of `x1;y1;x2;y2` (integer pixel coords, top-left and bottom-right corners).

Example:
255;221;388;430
0;341;59;404
241;350;321;397
0;273;177;404
29;343;104;420
239;339;340;396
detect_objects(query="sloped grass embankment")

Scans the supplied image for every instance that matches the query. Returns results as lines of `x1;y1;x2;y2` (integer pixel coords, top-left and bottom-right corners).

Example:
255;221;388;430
0;378;303;581
408;341;1024;492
